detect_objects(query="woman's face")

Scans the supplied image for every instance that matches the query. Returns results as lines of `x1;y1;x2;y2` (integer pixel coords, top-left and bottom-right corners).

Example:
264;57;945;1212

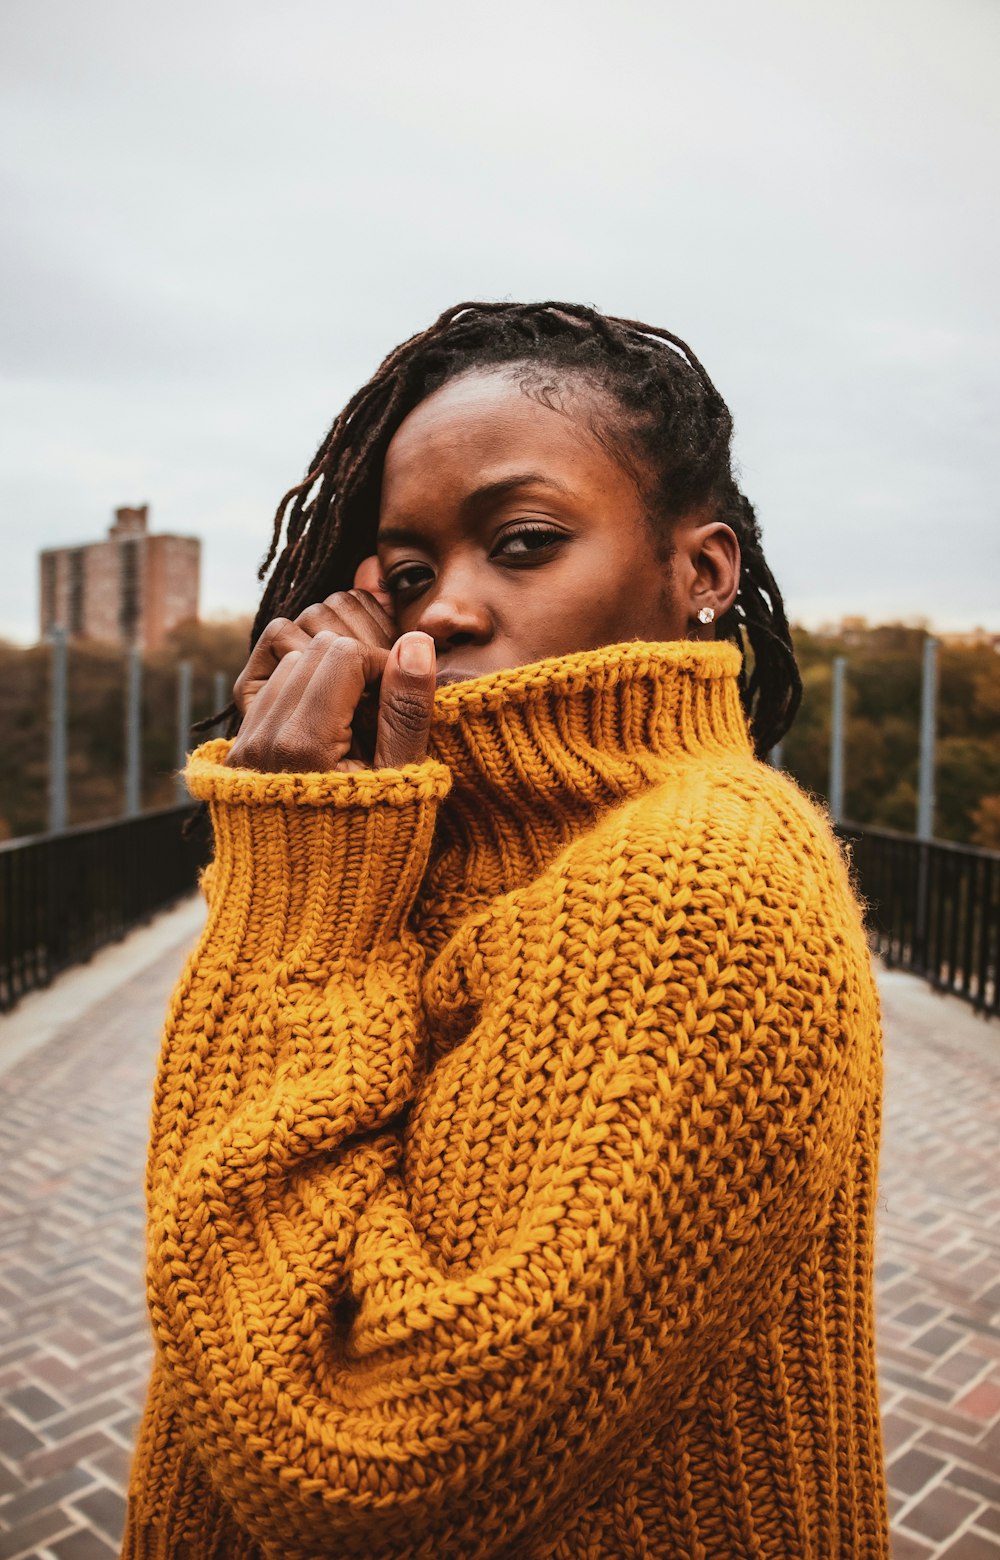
374;369;737;685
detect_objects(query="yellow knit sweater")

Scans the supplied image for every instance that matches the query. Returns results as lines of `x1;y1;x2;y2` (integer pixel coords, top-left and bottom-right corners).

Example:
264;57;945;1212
125;639;888;1559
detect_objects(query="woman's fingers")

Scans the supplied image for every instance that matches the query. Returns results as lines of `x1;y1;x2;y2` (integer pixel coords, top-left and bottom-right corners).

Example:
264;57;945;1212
233;617;312;712
374;633;436;770
226;647;305;766
296;590;394;645
225;574;432;773
226;634;390;772
233;585;395;714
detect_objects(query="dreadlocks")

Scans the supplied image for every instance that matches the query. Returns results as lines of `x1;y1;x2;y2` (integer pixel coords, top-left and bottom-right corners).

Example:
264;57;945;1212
251;300;802;755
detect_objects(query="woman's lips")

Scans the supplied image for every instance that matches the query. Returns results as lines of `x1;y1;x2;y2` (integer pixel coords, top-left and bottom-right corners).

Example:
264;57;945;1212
434;668;476;687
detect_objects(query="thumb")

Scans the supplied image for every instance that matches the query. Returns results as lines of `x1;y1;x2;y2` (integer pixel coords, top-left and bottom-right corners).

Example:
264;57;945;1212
373;632;436;769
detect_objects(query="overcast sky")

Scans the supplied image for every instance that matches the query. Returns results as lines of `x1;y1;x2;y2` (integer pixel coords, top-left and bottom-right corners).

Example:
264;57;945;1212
1;0;997;645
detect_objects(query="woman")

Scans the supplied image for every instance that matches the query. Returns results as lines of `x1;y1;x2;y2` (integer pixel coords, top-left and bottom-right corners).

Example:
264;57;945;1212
125;302;888;1558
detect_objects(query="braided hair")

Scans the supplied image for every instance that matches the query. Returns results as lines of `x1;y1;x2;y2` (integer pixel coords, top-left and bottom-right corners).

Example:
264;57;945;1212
251;300;801;755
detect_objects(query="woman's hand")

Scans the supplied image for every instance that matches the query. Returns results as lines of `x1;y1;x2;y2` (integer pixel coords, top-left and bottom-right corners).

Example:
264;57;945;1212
226;558;436;772
226;629;437;772
233;559;394;720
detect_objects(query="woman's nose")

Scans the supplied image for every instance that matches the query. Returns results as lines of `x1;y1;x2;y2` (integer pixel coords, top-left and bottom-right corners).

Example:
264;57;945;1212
412;580;493;652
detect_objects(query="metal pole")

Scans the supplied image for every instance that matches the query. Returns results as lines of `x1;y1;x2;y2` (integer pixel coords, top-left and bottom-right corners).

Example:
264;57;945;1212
917;636;938;842
124;644;142;817
48;628;68;833
175;660;192;803
914;636;938;975
213;670;228;723
829;655;846;823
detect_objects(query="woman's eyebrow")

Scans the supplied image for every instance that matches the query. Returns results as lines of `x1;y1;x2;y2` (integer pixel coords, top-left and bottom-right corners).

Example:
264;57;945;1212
377;474;573;547
376;524;428;547
461;473;573;512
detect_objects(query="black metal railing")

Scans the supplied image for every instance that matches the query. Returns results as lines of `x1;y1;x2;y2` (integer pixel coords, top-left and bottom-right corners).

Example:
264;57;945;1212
0;807;208;1013
3;809;996;1017
839;824;1000;1016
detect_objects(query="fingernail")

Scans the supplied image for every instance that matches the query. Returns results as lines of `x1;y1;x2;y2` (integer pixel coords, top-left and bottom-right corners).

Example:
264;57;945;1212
398;634;433;674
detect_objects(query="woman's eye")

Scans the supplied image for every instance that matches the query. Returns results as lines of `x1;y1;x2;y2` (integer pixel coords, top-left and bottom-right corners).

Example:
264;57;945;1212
496;526;565;557
383;564;432;597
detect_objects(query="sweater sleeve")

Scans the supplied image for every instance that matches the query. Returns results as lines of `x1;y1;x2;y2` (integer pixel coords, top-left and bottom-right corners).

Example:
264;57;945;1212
137;752;880;1560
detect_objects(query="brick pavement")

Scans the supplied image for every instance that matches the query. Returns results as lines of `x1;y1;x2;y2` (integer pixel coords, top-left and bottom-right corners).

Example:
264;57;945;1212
0;906;203;1560
0;911;998;1558
874;970;1000;1558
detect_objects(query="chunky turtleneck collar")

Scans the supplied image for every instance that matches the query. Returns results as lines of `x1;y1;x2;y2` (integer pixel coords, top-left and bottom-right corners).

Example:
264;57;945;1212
416;639;752;946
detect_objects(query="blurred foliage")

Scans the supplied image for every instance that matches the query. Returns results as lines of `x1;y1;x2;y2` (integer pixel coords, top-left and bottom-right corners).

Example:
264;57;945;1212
0;619;250;840
781;625;1000;849
1;619;999;850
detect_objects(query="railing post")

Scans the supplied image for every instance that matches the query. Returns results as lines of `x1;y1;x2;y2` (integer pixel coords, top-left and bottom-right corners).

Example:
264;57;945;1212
48;628;68;834
917;637;938;843
214;670;227;718
915;636;939;975
829;656;846;824
124;643;142;818
175;661;192;803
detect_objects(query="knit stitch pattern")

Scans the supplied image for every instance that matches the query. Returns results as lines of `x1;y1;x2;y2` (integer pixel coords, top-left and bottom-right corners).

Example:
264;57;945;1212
125;640;888;1558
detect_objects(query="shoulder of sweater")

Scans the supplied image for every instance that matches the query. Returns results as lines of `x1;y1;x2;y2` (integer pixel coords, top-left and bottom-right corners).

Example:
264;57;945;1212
582;754;859;913
614;751;827;831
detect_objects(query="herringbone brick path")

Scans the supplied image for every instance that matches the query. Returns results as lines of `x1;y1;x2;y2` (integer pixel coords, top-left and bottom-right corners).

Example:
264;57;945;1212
0;911;997;1558
875;970;1000;1558
0;916;194;1560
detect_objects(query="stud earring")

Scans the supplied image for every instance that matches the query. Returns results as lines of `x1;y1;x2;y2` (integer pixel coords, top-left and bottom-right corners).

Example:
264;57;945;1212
697;606;716;625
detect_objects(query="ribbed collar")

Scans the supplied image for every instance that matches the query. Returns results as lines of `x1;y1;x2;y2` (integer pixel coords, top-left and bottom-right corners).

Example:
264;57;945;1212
416;639;752;947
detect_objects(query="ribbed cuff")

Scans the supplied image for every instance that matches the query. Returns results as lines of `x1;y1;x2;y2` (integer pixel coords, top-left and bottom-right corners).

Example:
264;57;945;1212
186;740;452;964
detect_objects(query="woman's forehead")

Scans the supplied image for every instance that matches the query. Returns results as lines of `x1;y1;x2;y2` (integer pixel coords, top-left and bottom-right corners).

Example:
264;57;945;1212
381;370;622;500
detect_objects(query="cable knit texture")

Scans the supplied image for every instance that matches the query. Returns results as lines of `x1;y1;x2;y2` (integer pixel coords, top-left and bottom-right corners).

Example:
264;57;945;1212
124;639;888;1559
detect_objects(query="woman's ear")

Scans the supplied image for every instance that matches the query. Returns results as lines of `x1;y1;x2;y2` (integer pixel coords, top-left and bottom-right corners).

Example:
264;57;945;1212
684;521;741;630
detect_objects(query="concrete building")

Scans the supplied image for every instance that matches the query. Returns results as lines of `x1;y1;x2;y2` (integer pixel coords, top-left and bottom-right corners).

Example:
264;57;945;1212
39;505;200;652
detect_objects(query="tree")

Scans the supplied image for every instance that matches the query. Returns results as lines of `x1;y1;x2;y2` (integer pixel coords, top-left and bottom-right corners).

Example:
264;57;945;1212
0;620;250;839
3;619;999;850
781;626;1000;848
